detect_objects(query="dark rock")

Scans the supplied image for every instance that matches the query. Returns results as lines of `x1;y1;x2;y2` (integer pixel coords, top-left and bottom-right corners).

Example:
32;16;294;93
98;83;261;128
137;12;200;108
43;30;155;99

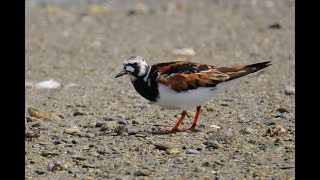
276;108;289;113
268;23;281;29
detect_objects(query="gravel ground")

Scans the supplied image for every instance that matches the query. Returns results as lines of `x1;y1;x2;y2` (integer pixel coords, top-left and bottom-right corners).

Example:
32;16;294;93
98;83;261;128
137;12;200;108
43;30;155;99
25;0;295;179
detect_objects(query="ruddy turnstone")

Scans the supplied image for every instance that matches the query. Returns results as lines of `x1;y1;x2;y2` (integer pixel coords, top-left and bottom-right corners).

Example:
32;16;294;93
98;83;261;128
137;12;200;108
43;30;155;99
115;56;271;134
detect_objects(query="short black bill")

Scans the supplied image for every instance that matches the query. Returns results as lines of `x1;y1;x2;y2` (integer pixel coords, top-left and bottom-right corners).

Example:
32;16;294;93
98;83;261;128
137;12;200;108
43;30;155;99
115;69;127;78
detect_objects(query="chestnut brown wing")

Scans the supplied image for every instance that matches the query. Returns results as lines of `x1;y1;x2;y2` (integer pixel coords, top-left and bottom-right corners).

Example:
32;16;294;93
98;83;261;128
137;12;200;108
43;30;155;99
155;61;271;92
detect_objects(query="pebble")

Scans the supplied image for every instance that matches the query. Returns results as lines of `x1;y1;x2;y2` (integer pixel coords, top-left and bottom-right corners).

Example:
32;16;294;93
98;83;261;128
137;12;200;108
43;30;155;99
71;154;87;160
95;122;106;127
25;81;33;88
35;79;61;89
88;4;110;16
241;126;254;134
47;161;67;171
116;119;128;125
69;168;83;178
186;149;200;154
114;125;128;135
209;129;234;141
41;151;59;157
32;144;42;148
206;106;214;112
73;109;87;116
204;139;221;149
128;3;150;15
194;166;205;173
202;161;213;167
132;120;140;125
99;132;118;136
172;48;196;56
134;170;150;176
28;106;62;120
268;23;281;29
263;119;276;126
154;142;172;151
64;128;81;135
284;86;295;95
166;148;181;155
101;121;117;131
85;133;95;138
276;108;289;114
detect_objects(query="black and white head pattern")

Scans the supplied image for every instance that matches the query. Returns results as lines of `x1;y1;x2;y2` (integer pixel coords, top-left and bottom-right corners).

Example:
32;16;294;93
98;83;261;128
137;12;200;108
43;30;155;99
123;56;150;81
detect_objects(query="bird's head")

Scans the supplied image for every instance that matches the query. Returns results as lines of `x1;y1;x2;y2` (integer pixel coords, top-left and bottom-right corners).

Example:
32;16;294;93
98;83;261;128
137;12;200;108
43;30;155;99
115;56;150;81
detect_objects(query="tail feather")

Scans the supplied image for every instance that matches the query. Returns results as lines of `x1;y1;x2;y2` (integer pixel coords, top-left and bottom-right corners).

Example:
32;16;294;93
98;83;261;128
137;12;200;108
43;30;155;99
226;61;272;81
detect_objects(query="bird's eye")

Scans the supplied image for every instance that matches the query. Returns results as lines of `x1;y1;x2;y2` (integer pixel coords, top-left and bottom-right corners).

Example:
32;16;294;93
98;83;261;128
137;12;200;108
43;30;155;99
133;62;138;66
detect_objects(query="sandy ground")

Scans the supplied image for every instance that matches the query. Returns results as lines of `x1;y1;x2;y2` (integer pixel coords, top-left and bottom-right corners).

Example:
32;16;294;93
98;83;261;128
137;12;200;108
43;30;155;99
25;0;295;179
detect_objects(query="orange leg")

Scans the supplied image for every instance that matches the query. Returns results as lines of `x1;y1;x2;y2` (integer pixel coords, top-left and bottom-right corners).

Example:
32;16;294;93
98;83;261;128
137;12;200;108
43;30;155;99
180;106;201;132
161;111;187;134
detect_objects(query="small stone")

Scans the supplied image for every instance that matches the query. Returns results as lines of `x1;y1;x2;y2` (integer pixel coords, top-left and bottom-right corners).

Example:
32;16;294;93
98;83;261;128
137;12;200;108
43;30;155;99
208;124;221;129
204;139;221;149
209;129;234;141
35;169;47;175
172;48;196;56
194;166;205;173
186;149;200;154
284;86;295;95
154;143;172;151
69;168;82;177
88;151;100;157
206;107;214;112
25;130;40;139
116;119;128;125
73;109;87;116
166;148;181;155
85;133;95;138
114;125;128;135
101;121;117;131
32;144;42;148
26;116;33;122
95;122;106;127
64;128;81;135
265;125;286;137
241;126;254;134
128;3;149;15
41;151;59;157
132;120;140;125
28;106;62;120
33;137;45;143
268;23;281;29
71;154;87;160
35;79;60;89
134;170;150;176
25;81;33;88
263;119;276;126
202;161;213;167
47;161;67;171
276;108;289;114
88;4;110;15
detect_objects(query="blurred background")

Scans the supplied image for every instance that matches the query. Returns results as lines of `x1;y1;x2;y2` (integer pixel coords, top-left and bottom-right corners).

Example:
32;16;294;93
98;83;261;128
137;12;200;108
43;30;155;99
25;0;295;179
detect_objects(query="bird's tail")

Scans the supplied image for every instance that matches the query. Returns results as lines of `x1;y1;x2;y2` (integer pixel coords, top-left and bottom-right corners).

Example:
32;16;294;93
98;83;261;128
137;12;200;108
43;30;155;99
225;61;272;81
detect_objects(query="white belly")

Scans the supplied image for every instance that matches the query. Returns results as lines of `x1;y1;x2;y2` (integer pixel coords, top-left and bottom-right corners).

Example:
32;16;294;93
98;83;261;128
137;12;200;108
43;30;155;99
155;79;240;111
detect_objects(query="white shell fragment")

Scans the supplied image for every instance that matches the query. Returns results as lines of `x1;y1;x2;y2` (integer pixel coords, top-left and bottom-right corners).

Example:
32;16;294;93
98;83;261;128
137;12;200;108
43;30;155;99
35;79;61;89
172;48;196;56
